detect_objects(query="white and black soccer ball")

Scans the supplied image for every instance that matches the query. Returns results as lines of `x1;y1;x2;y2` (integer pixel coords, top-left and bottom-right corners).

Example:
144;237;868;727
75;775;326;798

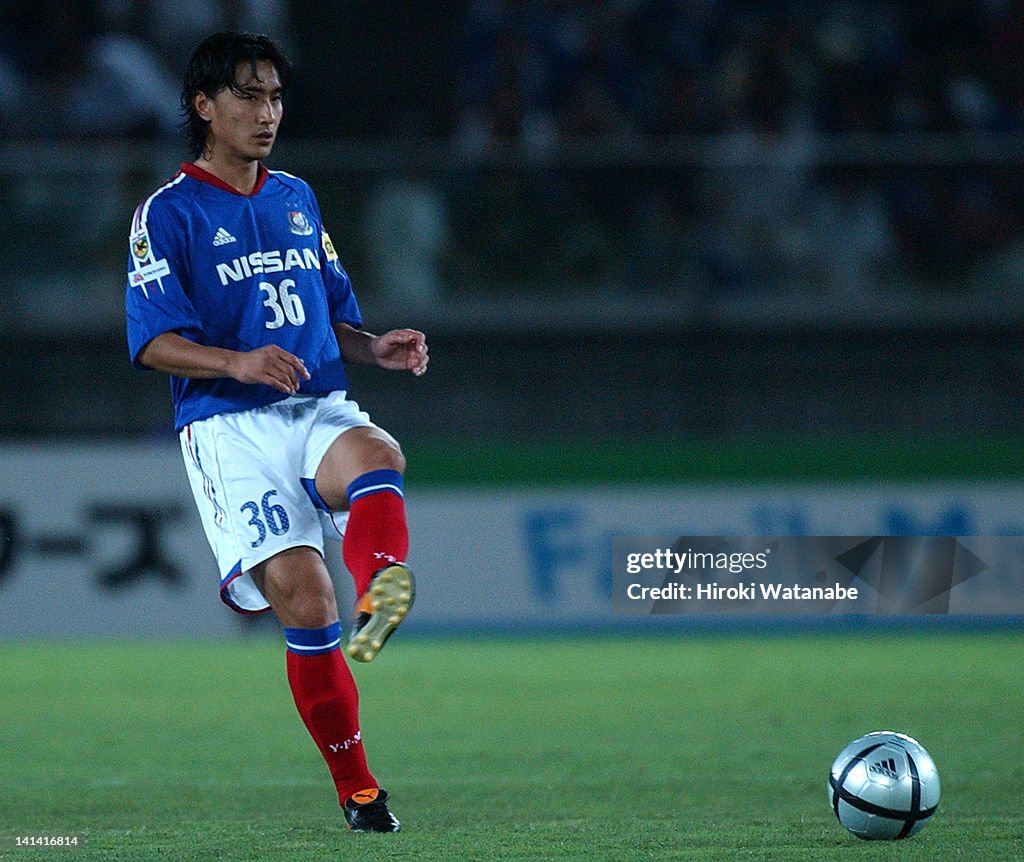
828;731;940;840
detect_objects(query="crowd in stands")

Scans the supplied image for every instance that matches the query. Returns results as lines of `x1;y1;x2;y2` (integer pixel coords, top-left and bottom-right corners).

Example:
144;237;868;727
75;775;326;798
0;1;288;139
450;0;1024;294
455;0;1024;146
4;0;1023;296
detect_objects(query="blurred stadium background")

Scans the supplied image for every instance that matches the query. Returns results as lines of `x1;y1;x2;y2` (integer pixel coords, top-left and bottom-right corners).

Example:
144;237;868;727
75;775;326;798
2;3;1024;858
2;0;1024;630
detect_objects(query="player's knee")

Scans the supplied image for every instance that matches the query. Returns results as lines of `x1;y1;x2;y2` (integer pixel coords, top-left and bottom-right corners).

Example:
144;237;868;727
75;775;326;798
285;592;338;630
383;443;405;475
260;551;338;628
270;583;337;629
365;437;405;475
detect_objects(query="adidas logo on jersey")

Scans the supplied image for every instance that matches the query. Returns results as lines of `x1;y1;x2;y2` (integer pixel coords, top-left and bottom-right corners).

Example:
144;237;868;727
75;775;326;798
213;227;237;246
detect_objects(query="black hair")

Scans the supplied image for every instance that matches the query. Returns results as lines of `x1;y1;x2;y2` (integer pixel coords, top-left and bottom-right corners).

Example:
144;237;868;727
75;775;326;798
181;32;293;159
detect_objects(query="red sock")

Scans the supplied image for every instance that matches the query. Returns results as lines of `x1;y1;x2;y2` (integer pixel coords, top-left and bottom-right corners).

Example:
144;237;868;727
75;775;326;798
343;470;409;597
285;624;376;804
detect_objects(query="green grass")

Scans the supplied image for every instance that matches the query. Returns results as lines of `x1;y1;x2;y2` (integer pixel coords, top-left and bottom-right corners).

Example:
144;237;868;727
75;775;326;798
0;632;1021;861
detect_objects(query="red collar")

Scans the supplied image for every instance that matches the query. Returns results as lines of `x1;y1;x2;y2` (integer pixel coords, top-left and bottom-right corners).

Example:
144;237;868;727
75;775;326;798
181;162;269;196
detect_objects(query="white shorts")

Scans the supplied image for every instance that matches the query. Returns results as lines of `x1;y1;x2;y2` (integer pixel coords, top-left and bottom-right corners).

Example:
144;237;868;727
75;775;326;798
179;391;375;614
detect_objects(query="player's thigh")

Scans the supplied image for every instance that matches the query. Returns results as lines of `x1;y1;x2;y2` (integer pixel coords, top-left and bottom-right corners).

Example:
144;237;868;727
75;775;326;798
252;545;339;629
314;425;405;510
182;411;325;611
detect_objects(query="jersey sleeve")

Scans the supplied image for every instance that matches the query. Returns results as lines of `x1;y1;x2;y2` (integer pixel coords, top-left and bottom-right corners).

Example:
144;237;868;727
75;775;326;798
320;229;362;327
125;194;204;368
305;186;362;328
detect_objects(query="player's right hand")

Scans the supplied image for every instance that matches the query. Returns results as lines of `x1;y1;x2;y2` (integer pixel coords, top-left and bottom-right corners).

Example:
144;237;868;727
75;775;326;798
228;345;311;394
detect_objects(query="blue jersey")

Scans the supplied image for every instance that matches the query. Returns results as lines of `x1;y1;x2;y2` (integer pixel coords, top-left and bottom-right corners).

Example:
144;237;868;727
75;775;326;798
126;162;362;430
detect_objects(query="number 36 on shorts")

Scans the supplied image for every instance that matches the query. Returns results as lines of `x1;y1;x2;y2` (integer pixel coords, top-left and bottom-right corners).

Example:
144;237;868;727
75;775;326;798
241;489;291;548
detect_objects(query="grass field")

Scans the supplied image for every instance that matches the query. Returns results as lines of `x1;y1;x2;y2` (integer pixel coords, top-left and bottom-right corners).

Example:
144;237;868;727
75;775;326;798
0;631;1021;861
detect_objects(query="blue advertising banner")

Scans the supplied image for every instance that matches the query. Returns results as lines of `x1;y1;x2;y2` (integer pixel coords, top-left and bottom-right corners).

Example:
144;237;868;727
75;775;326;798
1;444;1023;635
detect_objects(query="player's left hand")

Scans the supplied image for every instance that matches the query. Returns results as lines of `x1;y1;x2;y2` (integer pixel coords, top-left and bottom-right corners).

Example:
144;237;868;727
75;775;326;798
371;329;429;376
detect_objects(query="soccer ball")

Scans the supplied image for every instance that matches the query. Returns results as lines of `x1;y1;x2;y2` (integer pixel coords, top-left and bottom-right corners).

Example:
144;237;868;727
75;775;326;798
827;731;940;840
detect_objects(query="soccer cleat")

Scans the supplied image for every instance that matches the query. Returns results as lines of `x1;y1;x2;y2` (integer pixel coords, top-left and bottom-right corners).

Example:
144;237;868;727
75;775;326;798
347;564;415;662
343;787;401;833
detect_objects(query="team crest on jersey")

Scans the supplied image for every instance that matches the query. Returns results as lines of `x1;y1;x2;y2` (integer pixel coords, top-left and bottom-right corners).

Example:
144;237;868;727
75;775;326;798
132;233;150;259
287;210;314;236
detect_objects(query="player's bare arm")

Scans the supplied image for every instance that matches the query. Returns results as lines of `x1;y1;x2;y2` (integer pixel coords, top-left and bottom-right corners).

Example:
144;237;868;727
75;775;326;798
333;323;429;376
137;331;310;394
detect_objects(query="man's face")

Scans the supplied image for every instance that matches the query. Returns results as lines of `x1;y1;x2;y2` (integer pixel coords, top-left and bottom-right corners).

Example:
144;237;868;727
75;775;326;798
195;59;283;163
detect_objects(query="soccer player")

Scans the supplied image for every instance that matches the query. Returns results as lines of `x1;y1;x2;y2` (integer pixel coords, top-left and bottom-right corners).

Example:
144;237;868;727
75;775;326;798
125;32;426;833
